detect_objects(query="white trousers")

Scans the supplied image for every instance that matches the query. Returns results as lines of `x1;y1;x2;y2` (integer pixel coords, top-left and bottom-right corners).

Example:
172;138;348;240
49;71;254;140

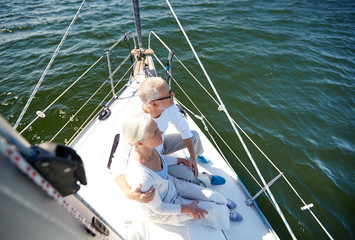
163;130;205;184
162;130;204;156
152;176;230;230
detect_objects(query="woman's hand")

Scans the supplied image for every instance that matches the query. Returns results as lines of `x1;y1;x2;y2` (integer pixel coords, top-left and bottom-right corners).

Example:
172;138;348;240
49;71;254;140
181;200;208;220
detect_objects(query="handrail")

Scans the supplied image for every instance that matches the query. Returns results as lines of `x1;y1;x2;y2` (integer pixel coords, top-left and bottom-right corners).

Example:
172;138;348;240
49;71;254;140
107;51;116;97
107;53;132;97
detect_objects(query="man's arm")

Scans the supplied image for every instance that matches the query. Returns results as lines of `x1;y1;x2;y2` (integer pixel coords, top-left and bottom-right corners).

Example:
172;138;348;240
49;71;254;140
183;137;198;178
115;174;155;203
167;105;199;177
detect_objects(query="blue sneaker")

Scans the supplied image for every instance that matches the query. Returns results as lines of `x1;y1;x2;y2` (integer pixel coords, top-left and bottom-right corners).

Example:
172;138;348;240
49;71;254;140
196;155;210;163
186;155;210;163
230;211;243;222
211;175;226;185
226;199;237;210
202;172;226;185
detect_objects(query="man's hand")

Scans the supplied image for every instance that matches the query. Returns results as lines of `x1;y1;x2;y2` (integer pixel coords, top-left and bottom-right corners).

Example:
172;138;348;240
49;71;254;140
189;156;198;178
183;137;199;178
178;157;198;178
128;184;155;203
115;175;155;203
177;158;192;169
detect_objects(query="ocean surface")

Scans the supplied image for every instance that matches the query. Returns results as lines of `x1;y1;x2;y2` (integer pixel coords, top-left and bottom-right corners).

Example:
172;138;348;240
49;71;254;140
1;0;354;239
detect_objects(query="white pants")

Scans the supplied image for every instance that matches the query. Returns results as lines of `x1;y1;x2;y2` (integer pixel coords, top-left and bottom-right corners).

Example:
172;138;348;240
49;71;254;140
163;130;205;184
162;130;204;156
151;176;230;230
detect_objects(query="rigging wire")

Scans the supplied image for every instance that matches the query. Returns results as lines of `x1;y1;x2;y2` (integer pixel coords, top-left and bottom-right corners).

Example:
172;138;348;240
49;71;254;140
151;24;333;239
153;53;264;188
166;1;297;238
13;0;87;131
19;55;104;135
66;62;135;145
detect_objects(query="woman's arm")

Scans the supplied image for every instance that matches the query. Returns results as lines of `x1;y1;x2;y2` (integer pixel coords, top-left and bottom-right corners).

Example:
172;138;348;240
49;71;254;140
141;178;181;215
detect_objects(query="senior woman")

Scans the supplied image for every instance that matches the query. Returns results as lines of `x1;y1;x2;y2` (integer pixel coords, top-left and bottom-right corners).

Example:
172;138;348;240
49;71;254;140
123;113;242;229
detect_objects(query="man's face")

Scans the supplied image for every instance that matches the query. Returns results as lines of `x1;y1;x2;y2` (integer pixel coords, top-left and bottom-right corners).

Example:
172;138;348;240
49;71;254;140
151;83;175;110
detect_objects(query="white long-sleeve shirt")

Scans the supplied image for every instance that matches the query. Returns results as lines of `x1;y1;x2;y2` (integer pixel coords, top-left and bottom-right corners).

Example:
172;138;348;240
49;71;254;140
125;151;231;229
125;153;181;218
153;104;192;153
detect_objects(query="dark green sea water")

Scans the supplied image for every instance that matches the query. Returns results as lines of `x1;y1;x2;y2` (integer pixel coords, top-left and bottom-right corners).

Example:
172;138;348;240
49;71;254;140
1;0;354;239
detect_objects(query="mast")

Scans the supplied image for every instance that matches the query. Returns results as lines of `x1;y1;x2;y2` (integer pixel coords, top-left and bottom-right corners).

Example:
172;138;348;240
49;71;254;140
132;0;143;49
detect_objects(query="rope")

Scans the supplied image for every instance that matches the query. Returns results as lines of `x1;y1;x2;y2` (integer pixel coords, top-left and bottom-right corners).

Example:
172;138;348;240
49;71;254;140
0;138;109;239
14;0;87;131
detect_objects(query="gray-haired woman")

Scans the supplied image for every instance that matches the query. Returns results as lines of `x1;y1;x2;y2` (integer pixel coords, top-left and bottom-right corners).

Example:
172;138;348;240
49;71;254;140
123;113;242;229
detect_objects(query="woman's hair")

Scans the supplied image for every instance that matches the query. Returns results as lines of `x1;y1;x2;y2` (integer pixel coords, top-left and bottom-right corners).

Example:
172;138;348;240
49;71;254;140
122;113;151;146
138;77;166;105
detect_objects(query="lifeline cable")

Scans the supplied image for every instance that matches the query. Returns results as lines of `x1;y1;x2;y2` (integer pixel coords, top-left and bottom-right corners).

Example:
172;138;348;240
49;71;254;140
13;0;86;131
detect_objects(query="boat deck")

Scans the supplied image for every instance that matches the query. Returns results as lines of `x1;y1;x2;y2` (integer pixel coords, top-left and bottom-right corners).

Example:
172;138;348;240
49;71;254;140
71;69;278;239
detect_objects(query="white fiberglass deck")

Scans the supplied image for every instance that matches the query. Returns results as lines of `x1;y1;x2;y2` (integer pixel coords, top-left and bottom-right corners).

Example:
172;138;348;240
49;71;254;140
71;72;278;240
